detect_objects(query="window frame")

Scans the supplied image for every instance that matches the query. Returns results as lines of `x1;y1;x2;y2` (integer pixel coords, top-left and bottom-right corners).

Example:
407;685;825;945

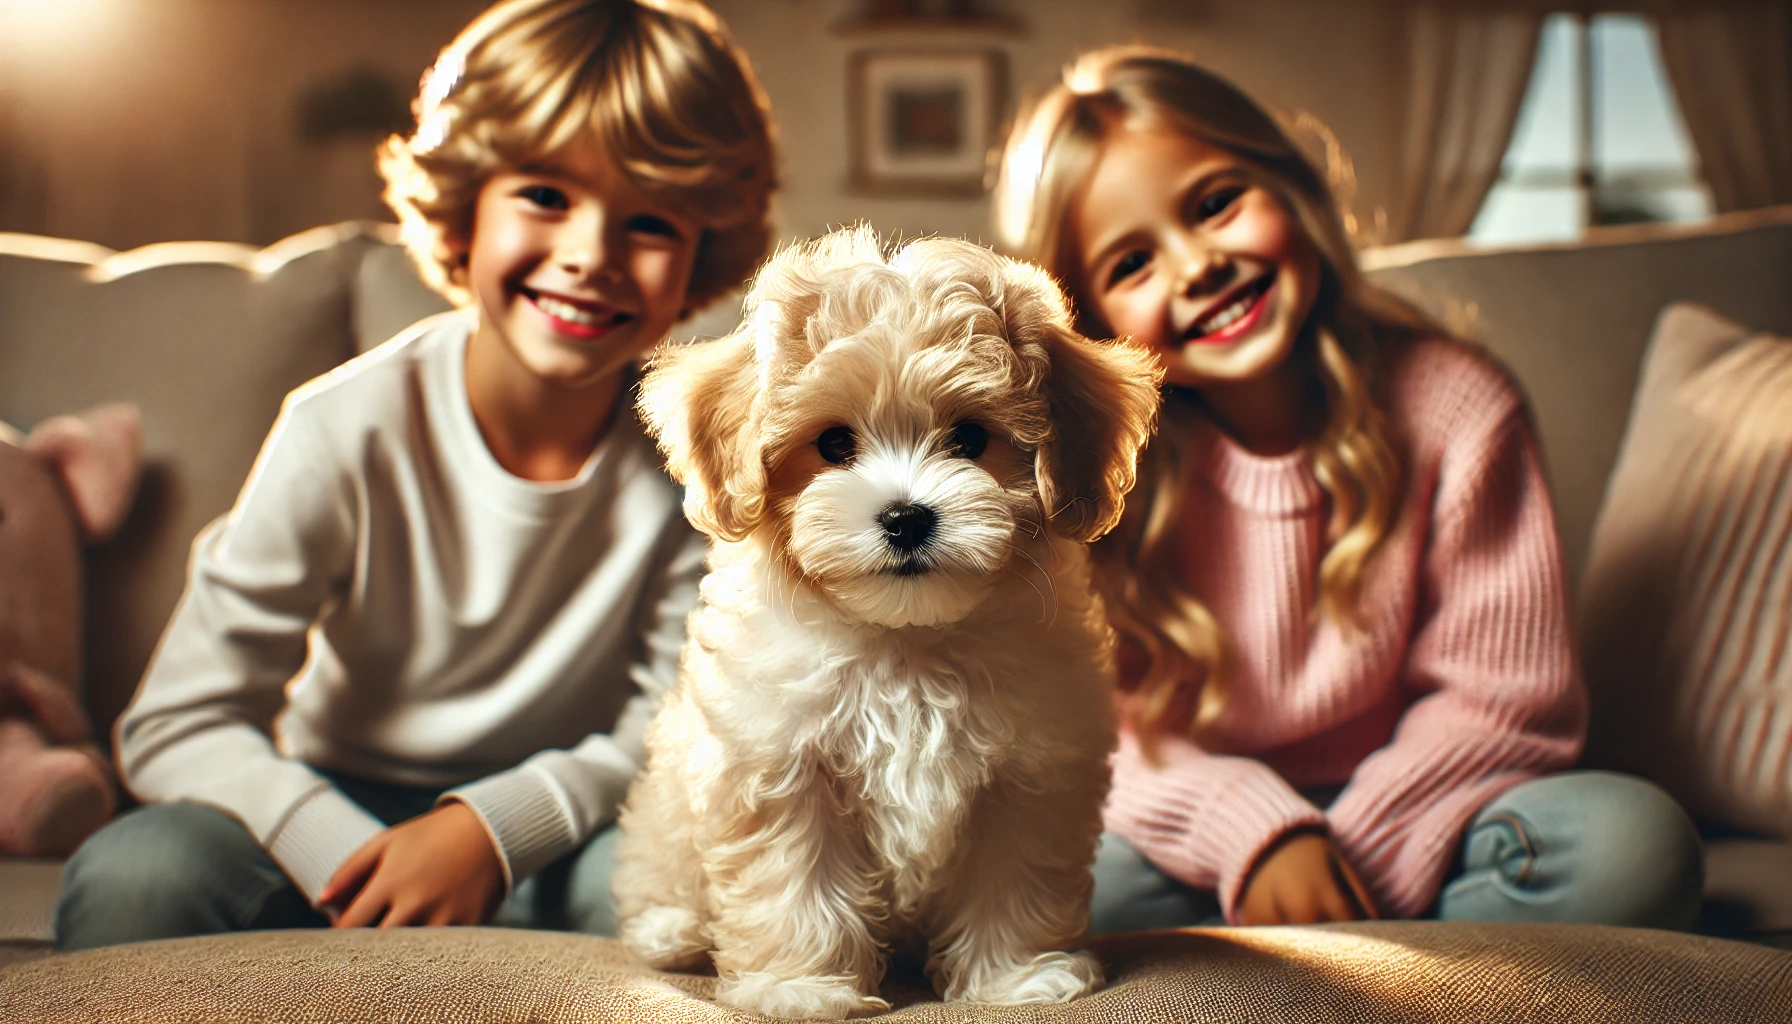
1472;11;1711;244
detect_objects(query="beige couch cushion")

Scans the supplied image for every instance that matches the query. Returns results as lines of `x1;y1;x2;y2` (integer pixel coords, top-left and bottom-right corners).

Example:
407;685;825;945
3;924;1789;1023
1706;837;1792;941
0;860;61;948
1362;208;1792;585
0;224;398;737
351;237;454;355
1579;303;1792;836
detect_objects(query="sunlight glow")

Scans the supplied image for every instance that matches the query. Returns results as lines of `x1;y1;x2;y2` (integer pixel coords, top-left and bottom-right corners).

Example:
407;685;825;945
991;123;1046;253
0;0;137;79
1234;926;1629;1016
1;0;117;38
1242;926;1436;963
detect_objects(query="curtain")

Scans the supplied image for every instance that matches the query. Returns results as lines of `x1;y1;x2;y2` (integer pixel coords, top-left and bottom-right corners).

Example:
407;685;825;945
1384;4;1544;243
1656;1;1792;214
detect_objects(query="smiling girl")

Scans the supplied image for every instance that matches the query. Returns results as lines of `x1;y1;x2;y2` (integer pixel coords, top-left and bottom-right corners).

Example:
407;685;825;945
993;46;1704;931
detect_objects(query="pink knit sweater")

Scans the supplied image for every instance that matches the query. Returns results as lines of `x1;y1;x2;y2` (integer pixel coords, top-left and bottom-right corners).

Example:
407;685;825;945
1102;337;1587;922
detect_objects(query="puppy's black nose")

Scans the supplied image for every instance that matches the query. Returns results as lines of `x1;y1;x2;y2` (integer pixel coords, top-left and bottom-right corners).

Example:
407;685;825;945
877;502;936;552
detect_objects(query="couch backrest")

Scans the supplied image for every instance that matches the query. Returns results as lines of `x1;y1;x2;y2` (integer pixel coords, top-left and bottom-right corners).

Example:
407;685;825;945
1362;207;1792;588
0;222;450;741
7;209;1792;742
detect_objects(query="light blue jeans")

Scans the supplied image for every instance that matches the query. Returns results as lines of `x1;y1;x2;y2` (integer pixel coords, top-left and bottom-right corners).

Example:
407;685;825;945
1089;771;1705;933
55;772;621;951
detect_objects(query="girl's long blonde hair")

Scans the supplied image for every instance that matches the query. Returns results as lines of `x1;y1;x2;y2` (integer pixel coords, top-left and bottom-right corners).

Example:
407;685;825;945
993;46;1442;743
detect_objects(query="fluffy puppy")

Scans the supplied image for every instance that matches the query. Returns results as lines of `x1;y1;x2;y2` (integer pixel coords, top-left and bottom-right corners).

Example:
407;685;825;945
614;227;1160;1020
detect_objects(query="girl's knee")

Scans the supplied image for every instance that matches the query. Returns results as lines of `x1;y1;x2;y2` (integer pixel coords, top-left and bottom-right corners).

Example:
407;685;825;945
1088;833;1218;934
1582;774;1704;928
1089;834;1157;913
1473;772;1704;929
1582;773;1702;870
1505;771;1701;872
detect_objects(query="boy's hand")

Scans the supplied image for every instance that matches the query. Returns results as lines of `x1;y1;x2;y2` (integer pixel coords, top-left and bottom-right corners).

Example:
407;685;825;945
320;801;505;928
1236;830;1378;926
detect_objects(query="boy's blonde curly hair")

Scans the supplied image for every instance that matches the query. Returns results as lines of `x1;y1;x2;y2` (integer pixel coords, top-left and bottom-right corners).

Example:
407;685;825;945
379;0;776;311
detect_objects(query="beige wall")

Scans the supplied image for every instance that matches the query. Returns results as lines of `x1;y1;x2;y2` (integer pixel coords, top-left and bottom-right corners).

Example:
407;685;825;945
0;0;1406;261
719;0;1405;248
0;0;487;248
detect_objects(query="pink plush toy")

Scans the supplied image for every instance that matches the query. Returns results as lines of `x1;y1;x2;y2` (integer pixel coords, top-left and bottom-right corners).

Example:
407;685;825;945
0;404;141;856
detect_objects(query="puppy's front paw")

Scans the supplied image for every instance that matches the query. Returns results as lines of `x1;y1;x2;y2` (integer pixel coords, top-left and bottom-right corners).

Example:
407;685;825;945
949;949;1103;1005
717;971;891;1020
621;905;710;970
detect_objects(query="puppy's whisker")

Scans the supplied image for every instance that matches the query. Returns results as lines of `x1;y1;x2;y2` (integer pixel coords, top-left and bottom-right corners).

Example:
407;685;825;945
1013;514;1062;574
782;571;801;625
1003;562;1051;625
765;556;793;621
1008;547;1058;627
755;555;783;618
784;563;822;629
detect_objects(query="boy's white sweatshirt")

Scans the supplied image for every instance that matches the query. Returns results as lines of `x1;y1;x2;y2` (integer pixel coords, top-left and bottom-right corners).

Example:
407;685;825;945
118;310;705;902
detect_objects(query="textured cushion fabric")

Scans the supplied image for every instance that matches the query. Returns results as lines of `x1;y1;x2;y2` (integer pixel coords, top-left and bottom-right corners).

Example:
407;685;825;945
0;859;60;944
1579;303;1792;837
1361;207;1792;585
2;924;1789;1023
0;946;51;970
0;224;387;738
1705;837;1792;943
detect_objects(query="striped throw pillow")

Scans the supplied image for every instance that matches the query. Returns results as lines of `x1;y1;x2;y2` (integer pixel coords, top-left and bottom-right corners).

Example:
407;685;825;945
1581;302;1792;835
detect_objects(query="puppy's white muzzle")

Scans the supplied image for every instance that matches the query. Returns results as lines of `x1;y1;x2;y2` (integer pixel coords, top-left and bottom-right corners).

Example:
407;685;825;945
787;441;1017;628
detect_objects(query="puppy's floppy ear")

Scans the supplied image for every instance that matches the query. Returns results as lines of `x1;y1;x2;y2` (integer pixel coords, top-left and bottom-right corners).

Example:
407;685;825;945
1000;261;1162;542
638;329;764;541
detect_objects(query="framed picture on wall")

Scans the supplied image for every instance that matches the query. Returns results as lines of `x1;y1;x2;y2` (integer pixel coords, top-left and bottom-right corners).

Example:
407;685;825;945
848;47;1007;196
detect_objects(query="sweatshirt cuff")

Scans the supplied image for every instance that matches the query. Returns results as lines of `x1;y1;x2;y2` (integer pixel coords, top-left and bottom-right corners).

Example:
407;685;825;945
443;767;580;891
265;784;386;905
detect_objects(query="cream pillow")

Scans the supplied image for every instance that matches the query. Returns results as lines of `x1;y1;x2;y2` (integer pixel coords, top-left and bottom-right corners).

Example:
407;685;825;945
1581;302;1792;836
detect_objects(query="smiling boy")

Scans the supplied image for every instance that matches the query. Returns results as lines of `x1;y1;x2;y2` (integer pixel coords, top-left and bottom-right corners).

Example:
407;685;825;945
56;0;775;948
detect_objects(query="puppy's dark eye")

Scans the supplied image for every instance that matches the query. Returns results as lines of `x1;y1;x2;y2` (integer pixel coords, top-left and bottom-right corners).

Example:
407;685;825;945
947;422;988;460
816;426;857;465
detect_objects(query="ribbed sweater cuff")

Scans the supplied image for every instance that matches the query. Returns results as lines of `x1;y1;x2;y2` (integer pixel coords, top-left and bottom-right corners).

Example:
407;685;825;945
444;767;579;891
1212;786;1329;922
1104;735;1326;923
1330;772;1531;919
265;785;386;905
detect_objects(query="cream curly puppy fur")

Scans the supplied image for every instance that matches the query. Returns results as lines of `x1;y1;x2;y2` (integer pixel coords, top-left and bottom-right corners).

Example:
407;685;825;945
613;228;1160;1019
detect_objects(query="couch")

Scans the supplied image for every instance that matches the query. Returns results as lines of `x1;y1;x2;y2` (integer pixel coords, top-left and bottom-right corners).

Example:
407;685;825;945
2;210;1791;1021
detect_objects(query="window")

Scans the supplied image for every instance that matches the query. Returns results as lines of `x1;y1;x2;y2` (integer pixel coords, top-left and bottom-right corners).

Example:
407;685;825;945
1469;13;1713;246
